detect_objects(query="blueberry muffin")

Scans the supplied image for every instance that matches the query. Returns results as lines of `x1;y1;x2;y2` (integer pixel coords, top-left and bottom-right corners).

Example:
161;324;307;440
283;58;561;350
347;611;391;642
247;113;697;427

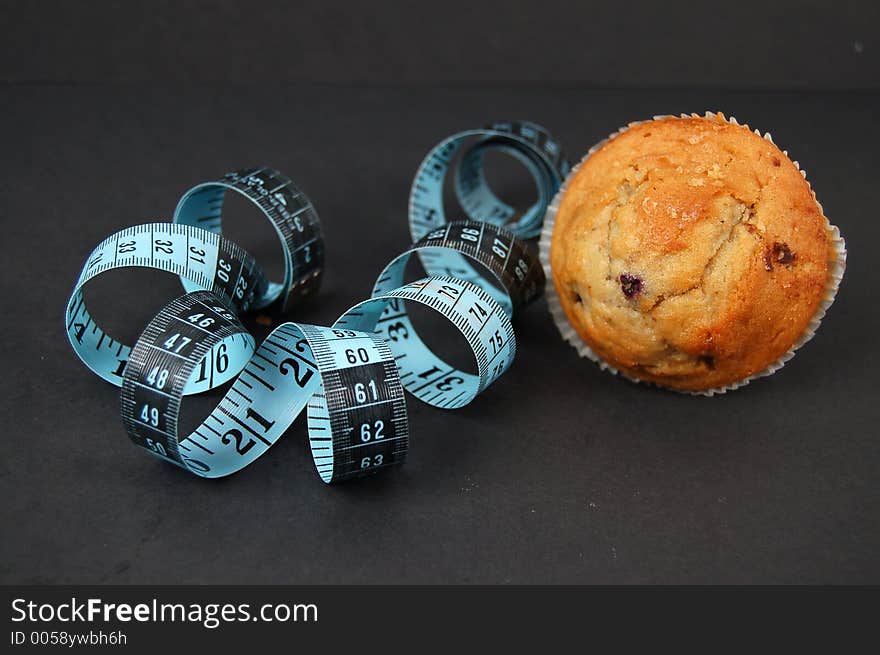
546;113;845;393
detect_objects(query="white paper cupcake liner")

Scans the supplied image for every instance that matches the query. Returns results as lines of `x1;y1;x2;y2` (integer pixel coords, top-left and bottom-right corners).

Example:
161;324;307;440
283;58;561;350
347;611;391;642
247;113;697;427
538;111;847;396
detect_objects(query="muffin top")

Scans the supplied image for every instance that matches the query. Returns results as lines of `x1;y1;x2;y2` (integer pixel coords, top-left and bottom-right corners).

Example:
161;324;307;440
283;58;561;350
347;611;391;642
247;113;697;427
549;113;838;391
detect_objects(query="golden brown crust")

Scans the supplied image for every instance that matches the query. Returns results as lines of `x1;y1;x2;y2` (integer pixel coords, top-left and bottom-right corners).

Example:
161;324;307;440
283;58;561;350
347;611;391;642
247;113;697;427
549;113;836;391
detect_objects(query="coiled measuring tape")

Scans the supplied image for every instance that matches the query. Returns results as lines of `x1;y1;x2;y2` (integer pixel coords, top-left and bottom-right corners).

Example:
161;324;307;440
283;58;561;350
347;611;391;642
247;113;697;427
67;124;562;482
65;166;323;391
65;223;270;391
118;291;407;481
173;166;323;309
409;120;569;315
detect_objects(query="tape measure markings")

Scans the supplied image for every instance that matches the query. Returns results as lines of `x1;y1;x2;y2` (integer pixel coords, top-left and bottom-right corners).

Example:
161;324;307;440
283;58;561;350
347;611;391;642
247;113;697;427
121;290;296;476
410;120;569;243
296;323;408;483
66;222;269;392
174;166;324;309
336;274;516;409
69;133;561;480
407;122;566;338
403;221;546;314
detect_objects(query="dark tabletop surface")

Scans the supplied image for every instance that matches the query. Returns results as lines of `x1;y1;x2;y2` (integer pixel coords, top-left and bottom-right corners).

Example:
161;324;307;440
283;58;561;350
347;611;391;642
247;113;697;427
0;83;877;584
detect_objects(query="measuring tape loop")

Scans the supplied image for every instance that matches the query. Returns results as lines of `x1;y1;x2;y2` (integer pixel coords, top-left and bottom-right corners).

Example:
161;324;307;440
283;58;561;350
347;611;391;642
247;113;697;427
330;219;544;409
407;122;566;333
335;275;515;410
455;137;554;236
173;166;324;310
299;323;408;482
393;220;546;316
66;222;270;392
68;128;563;481
120;290;406;481
409;121;569;246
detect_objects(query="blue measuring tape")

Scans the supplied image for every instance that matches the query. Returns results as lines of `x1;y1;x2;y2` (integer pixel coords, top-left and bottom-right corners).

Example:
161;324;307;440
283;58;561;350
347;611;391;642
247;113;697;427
65;222;270;392
409;120;569;314
173;166;323;309
119;291;406;480
67;122;564;482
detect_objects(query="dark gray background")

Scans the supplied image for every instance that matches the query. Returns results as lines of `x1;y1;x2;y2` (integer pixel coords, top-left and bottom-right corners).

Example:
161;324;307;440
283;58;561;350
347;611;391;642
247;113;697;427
1;1;878;584
1;0;877;88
